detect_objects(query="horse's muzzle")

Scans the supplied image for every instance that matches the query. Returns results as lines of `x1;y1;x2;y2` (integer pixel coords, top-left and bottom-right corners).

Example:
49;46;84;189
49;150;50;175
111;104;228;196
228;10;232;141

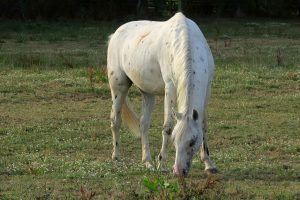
173;165;189;177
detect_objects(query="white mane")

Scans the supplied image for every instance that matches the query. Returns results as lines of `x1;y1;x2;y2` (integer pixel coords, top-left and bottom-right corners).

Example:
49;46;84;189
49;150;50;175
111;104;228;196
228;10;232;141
170;13;209;117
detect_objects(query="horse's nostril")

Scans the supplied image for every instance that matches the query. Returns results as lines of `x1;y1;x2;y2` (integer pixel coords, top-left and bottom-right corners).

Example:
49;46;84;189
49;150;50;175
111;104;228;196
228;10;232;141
182;169;187;176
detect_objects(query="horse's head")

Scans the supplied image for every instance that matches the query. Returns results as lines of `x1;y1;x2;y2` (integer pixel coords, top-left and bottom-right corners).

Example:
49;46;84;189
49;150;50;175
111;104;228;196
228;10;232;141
172;109;203;177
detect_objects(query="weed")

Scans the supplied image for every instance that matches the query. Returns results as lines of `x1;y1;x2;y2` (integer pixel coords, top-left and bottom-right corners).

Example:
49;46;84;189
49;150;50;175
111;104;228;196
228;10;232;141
287;72;300;81
14;53;42;68
87;67;96;89
143;175;180;199
179;176;224;199
142;174;225;199
58;53;74;68
98;67;108;83
74;186;96;200
277;48;283;66
35;186;53;200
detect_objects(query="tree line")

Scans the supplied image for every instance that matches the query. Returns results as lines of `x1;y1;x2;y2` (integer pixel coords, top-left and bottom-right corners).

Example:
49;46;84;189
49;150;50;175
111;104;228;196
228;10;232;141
0;0;299;20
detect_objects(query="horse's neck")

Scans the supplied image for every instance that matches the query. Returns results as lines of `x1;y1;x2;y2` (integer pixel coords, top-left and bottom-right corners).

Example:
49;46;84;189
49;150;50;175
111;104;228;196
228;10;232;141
168;16;207;116
176;74;198;113
175;61;208;116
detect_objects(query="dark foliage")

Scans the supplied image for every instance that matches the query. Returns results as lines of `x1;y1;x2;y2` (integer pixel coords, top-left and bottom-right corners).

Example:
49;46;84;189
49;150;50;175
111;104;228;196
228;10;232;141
0;0;299;20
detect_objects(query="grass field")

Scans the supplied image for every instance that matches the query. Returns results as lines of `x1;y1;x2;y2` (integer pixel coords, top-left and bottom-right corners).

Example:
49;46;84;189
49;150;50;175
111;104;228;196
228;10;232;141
0;18;300;199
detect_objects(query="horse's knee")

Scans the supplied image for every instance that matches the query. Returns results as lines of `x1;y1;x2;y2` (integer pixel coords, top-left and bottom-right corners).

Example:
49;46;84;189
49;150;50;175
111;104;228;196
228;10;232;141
110;113;121;131
162;124;172;136
140;115;151;132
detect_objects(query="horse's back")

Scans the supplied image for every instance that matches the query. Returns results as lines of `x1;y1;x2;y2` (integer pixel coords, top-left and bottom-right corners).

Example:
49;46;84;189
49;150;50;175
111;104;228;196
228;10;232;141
107;13;214;95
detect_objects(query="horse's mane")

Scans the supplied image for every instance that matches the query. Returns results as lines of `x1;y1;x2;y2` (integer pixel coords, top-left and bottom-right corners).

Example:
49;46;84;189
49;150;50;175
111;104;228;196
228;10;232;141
172;13;194;114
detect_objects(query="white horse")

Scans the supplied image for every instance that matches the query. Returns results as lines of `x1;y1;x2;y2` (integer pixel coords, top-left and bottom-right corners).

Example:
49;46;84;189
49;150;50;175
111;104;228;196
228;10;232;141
107;12;217;176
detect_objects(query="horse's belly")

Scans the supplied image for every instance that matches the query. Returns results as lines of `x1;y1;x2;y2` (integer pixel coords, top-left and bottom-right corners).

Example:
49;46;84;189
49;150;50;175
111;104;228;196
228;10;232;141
126;64;165;95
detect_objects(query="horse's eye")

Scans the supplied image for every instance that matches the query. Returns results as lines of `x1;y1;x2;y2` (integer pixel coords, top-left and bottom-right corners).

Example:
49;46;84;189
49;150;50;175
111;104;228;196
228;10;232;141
189;138;196;147
192;109;198;121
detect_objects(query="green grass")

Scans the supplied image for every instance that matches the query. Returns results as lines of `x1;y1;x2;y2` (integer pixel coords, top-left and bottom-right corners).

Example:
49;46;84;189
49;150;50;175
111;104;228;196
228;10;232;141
0;19;299;199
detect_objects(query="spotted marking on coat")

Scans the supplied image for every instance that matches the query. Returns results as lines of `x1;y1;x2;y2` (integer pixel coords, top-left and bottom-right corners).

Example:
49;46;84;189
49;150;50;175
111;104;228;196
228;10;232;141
115;95;117;99
110;71;114;76
165;127;172;135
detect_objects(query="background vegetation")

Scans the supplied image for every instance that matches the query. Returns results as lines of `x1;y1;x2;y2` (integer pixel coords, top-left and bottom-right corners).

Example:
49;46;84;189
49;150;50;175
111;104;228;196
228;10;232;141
1;0;300;20
0;17;299;199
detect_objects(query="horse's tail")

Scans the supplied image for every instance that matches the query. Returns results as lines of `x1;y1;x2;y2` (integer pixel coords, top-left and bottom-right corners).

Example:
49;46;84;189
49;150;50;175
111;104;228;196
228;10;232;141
122;97;140;138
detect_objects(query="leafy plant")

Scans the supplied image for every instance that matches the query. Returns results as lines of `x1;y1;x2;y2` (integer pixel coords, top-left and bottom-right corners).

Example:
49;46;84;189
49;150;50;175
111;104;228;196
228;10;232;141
143;175;179;198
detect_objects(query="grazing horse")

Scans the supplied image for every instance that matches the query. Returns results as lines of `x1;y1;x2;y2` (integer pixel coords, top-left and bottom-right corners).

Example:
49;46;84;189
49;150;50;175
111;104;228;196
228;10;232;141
107;12;217;177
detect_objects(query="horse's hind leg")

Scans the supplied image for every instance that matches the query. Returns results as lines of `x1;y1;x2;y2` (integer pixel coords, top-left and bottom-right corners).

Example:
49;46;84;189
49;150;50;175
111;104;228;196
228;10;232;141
108;69;131;161
201;112;218;174
140;92;155;168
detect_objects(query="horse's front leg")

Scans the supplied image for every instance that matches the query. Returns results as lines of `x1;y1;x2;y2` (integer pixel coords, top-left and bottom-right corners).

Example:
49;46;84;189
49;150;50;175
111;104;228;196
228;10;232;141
201;112;218;174
140;92;155;169
158;83;176;172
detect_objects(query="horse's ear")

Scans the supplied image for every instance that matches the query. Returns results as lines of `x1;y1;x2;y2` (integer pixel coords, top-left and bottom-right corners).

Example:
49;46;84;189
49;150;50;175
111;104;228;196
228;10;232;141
172;108;182;121
192;109;198;121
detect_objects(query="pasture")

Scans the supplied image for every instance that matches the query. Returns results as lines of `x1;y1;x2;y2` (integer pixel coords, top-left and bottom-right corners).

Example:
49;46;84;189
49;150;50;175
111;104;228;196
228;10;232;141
0;19;299;199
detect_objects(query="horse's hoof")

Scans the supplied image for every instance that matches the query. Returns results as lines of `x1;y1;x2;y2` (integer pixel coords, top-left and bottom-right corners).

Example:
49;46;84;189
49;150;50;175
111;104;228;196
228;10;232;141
205;167;218;175
112;157;119;161
112;152;120;161
158;162;169;173
160;167;169;174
